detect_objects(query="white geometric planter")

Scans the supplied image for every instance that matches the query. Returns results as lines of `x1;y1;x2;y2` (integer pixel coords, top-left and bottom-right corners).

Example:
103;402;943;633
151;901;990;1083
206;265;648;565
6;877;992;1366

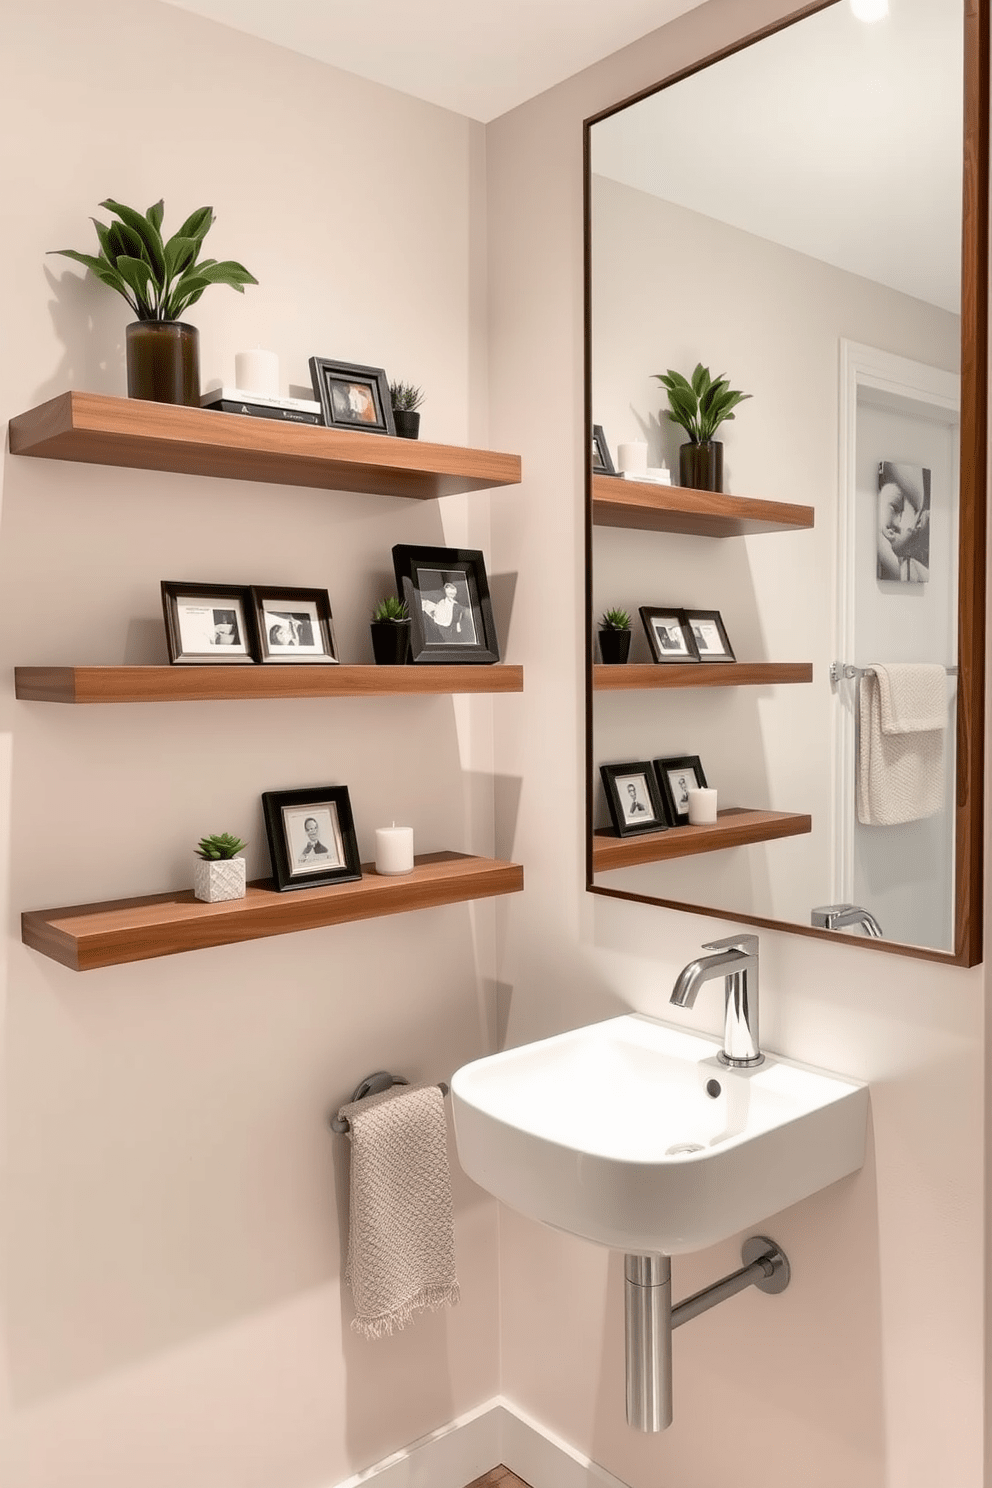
193;855;247;903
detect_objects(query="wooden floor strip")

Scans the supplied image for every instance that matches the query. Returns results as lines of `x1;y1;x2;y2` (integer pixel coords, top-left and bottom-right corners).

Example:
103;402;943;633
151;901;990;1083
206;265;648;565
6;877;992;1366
465;1468;532;1488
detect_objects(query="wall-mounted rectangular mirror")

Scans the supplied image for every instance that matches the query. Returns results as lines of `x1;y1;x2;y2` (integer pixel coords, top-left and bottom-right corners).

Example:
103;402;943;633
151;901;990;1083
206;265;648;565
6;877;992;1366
584;0;987;964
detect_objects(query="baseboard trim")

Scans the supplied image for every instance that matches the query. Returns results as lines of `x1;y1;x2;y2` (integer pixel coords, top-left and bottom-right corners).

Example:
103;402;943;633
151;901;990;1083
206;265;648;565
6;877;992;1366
332;1399;630;1488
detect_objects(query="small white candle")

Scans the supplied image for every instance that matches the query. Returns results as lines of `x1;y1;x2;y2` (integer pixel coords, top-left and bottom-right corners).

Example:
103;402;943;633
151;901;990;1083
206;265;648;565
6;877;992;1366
617;440;648;475
687;788;718;825
235;349;280;398
375;825;414;875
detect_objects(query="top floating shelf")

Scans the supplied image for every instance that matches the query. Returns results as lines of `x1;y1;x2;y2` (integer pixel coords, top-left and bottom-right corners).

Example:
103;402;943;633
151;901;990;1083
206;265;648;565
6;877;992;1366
9;392;522;500
592;474;814;537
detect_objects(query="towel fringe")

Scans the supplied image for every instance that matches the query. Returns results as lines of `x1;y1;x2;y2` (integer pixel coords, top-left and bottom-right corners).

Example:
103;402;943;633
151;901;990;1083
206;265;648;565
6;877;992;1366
350;1282;462;1339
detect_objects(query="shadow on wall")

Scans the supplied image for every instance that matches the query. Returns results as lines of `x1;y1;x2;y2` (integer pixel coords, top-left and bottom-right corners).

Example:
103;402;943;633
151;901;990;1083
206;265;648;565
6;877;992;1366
38;267;127;406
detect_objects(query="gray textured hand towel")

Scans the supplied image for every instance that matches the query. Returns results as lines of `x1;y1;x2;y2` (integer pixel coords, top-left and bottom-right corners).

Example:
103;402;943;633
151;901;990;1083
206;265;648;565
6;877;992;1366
341;1082;460;1339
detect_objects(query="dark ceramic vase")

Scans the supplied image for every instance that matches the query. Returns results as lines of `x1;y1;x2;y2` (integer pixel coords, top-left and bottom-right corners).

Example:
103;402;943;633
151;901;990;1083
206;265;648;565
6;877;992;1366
371;620;412;664
126;321;200;406
599;628;632;664
393;409;421;439
679;440;724;492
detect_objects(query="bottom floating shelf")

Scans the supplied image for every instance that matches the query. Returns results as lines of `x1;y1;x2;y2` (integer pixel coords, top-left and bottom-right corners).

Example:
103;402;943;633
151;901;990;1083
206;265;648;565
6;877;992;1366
592;808;811;872
22;851;524;971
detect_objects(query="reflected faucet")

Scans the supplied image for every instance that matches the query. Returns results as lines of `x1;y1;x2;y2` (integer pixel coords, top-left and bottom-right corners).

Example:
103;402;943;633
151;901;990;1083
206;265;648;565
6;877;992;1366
670;934;763;1067
811;904;884;939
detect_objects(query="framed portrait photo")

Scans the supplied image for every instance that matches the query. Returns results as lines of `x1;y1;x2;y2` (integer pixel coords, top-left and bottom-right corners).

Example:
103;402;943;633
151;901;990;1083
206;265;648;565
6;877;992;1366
262;785;362;892
684;609;735;663
308;357;395;436
639;606;699;664
592;424;616;475
653;754;708;827
600;760;667;837
161;581;256;664
392;544;500;665
250;585;338;665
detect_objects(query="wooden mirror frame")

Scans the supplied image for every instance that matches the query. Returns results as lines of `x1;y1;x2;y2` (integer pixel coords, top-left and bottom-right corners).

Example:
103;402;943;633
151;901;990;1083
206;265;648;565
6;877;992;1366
583;0;988;965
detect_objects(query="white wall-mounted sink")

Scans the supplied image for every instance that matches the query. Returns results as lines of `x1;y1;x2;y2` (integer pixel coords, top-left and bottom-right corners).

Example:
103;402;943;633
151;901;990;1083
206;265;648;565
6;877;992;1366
451;1015;868;1254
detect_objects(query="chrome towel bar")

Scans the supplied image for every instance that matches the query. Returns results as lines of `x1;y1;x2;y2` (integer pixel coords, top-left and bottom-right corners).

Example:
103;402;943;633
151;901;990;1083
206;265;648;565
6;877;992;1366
329;1069;450;1133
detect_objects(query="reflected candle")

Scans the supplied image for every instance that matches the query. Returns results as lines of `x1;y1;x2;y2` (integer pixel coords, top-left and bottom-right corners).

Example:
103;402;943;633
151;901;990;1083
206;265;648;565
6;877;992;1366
375;825;414;875
687;788;718;825
617;440;648;475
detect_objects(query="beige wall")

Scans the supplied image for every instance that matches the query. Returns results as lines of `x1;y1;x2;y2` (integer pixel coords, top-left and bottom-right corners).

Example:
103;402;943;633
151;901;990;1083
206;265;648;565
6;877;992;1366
0;3;502;1485
486;0;986;1483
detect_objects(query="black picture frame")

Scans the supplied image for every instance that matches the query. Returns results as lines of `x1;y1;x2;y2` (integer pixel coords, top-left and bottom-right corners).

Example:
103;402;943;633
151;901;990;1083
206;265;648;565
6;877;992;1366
250;585;339;665
262;785;362;891
684;609;735;662
161;580;257;664
653;754;708;827
392;544;500;665
592;424;616;475
600;760;667;837
639;606;700;664
308;357;396;436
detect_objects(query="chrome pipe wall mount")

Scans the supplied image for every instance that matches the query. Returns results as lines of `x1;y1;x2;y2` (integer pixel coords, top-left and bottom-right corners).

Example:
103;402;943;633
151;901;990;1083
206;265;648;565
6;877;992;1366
624;1237;790;1432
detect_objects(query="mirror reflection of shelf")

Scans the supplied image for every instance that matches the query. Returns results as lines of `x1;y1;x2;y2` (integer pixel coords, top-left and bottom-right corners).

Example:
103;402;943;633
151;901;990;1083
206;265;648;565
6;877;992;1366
15;665;524;704
592;809;812;870
591;474;815;537
593;662;812;690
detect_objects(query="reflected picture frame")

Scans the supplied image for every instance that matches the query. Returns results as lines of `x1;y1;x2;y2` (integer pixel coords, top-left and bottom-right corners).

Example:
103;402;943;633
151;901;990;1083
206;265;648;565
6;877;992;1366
392;543;500;664
262;784;362;892
161;580;257;665
684;609;735;663
308;357;396;436
653;754;708;827
600;760;667;837
592;424;616;475
639;606;699;664
250;585;339;665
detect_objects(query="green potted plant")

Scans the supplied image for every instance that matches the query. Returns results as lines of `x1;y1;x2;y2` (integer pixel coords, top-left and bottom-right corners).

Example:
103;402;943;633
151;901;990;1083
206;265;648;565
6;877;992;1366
370;595;411;665
51;198;258;407
652;363;751;493
193;832;248;903
389;381;424;440
599;607;632;665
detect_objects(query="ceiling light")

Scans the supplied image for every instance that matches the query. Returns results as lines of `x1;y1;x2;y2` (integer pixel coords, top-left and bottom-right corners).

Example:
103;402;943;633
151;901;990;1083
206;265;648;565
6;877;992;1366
850;0;888;21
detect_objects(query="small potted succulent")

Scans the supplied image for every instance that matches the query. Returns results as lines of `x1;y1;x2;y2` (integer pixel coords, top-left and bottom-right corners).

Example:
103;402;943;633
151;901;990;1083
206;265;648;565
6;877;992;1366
653;363;751;493
193;832;248;903
370;595;411;665
51;197;258;407
389;381;424;440
599;607;632;665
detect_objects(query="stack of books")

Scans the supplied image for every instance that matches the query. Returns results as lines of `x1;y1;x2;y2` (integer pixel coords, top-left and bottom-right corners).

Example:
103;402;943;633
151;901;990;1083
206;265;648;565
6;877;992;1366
200;387;323;426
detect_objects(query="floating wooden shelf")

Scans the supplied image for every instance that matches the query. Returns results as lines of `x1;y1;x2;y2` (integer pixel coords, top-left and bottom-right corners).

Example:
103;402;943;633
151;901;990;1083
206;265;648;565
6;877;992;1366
592;808;811;871
593;662;812;691
9;392;522;500
22;851;524;971
14;664;525;704
592;474;814;537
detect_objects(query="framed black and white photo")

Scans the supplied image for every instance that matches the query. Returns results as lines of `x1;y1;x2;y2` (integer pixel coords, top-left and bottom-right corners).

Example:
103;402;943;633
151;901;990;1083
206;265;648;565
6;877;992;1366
877;459;931;584
392;544;500;664
684;609;735;663
592;424;616;475
639;606;699;664
161;581;256;664
600;760;667;837
262;785;362;892
653;754;708;826
308;357;395;436
250;585;338;665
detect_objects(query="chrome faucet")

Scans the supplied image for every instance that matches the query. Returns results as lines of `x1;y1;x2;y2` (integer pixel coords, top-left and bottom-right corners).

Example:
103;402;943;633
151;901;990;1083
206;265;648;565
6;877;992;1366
811;903;884;939
670;933;763;1067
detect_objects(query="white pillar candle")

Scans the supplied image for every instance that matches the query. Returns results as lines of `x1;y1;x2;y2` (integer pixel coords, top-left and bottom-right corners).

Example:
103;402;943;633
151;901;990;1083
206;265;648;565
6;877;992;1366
235;349;280;398
687;788;718;825
375;825;415;875
617;440;648;475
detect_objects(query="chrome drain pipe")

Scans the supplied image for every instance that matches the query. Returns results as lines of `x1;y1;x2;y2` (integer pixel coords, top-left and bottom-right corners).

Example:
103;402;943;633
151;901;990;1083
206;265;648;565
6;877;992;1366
624;1237;790;1431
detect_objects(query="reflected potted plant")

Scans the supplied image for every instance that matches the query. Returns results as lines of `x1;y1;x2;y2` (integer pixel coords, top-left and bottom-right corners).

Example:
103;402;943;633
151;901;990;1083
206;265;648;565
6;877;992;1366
389;380;424;439
653;363;751;493
599;607;632;664
51;198;258;407
193;832;248;903
370;595;411;664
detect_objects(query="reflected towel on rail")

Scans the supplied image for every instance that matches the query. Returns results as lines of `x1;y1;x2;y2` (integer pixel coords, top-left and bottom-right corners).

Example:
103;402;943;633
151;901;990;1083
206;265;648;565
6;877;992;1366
857;663;947;825
341;1082;459;1339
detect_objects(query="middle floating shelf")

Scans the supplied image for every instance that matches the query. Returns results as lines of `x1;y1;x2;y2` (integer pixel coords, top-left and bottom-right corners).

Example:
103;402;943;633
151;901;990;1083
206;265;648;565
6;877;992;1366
14;664;524;704
593;808;812;871
593;662;812;691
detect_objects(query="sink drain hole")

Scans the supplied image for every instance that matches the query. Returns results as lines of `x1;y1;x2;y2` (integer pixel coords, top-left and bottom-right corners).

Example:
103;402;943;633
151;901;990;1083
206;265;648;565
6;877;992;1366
665;1142;705;1155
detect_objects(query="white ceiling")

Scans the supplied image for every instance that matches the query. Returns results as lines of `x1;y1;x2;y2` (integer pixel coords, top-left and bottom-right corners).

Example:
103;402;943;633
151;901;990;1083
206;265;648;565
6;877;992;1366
158;0;705;122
